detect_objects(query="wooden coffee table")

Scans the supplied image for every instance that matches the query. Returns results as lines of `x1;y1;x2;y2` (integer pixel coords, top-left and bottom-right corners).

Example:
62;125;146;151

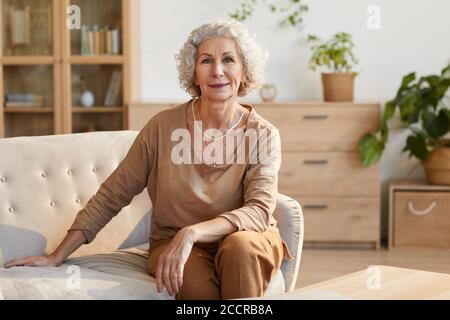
290;265;450;299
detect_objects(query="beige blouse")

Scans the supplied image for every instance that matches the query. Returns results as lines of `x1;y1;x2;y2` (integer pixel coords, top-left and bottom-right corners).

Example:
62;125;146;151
69;99;291;258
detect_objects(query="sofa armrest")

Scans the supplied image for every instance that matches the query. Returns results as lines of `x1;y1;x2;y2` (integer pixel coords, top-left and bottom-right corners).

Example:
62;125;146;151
273;193;304;292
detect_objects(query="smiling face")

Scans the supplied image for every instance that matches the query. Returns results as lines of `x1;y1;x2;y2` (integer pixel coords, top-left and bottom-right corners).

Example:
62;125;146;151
194;37;244;101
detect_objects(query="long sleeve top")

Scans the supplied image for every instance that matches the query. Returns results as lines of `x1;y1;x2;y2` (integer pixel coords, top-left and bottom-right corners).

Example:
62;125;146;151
69;99;292;259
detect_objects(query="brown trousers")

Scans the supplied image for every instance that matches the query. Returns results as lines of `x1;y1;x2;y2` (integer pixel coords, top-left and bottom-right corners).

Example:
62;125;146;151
147;228;284;300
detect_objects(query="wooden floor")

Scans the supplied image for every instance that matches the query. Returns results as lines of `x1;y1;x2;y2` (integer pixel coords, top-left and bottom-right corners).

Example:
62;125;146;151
295;247;450;289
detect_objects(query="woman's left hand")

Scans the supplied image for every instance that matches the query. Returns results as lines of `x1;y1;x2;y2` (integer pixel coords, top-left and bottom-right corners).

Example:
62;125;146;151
155;226;197;296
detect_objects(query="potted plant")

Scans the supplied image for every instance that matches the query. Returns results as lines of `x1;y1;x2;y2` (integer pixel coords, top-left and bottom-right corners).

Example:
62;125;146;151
359;64;450;185
307;32;359;102
229;0;309;28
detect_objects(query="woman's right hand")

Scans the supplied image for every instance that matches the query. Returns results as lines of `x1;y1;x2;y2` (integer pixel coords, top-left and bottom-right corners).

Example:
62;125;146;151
4;254;62;269
3;230;87;269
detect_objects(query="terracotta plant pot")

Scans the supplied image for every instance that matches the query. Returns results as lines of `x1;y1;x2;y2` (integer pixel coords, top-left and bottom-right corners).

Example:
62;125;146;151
423;147;450;185
321;73;355;102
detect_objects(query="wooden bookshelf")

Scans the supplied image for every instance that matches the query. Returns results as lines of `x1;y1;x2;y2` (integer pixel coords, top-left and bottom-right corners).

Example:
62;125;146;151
0;0;140;138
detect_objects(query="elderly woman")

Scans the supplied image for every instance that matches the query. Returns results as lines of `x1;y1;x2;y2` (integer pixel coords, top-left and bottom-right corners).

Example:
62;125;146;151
4;20;292;300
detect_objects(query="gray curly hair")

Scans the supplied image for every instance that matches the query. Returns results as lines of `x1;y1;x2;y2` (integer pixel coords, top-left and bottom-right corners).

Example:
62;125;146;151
175;20;268;97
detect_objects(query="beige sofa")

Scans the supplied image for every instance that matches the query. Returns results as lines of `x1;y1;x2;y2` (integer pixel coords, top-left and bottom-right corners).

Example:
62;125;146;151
0;131;303;300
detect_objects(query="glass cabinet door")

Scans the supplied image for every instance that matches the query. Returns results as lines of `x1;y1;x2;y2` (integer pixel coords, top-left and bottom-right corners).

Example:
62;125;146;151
70;0;122;56
71;64;123;133
0;0;60;138
3;65;55;137
66;0;125;134
2;0;53;56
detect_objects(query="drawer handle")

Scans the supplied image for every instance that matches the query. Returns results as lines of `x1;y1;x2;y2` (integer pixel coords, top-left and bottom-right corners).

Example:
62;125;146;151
304;204;328;209
303;160;328;165
408;199;438;216
303;115;329;120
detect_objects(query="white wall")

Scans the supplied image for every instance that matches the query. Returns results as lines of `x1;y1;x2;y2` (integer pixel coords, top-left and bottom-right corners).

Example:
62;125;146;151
139;0;450;242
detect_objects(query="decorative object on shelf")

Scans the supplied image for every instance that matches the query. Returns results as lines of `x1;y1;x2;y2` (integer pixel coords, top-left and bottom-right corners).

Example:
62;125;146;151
81;91;95;108
359;64;450;185
10;5;31;46
229;0;308;28
307;33;359;102
79;76;94;108
7;3;52;55
259;83;277;102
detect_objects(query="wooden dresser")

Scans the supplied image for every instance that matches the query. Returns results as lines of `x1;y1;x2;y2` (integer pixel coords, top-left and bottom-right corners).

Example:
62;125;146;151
129;101;381;249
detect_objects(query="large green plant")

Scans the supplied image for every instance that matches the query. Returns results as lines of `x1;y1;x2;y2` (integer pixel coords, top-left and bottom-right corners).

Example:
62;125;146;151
359;64;450;167
229;0;309;28
307;32;359;73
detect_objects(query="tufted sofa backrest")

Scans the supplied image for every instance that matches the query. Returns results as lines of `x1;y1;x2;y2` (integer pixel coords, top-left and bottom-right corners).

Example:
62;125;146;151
0;131;152;264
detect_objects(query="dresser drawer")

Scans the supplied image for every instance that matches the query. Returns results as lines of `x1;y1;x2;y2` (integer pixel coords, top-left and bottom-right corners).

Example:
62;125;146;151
296;196;380;242
393;191;450;248
255;104;380;151
279;152;379;197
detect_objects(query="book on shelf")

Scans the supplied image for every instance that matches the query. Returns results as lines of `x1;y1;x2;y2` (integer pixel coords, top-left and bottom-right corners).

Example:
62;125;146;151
81;25;89;55
5;93;44;102
5;101;44;108
106;30;113;54
93;25;100;54
5;93;44;107
99;27;106;54
104;70;122;106
111;28;120;55
87;29;94;55
81;25;121;55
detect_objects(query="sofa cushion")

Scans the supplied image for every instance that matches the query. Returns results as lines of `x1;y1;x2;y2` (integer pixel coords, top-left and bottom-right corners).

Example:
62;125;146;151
0;243;284;300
